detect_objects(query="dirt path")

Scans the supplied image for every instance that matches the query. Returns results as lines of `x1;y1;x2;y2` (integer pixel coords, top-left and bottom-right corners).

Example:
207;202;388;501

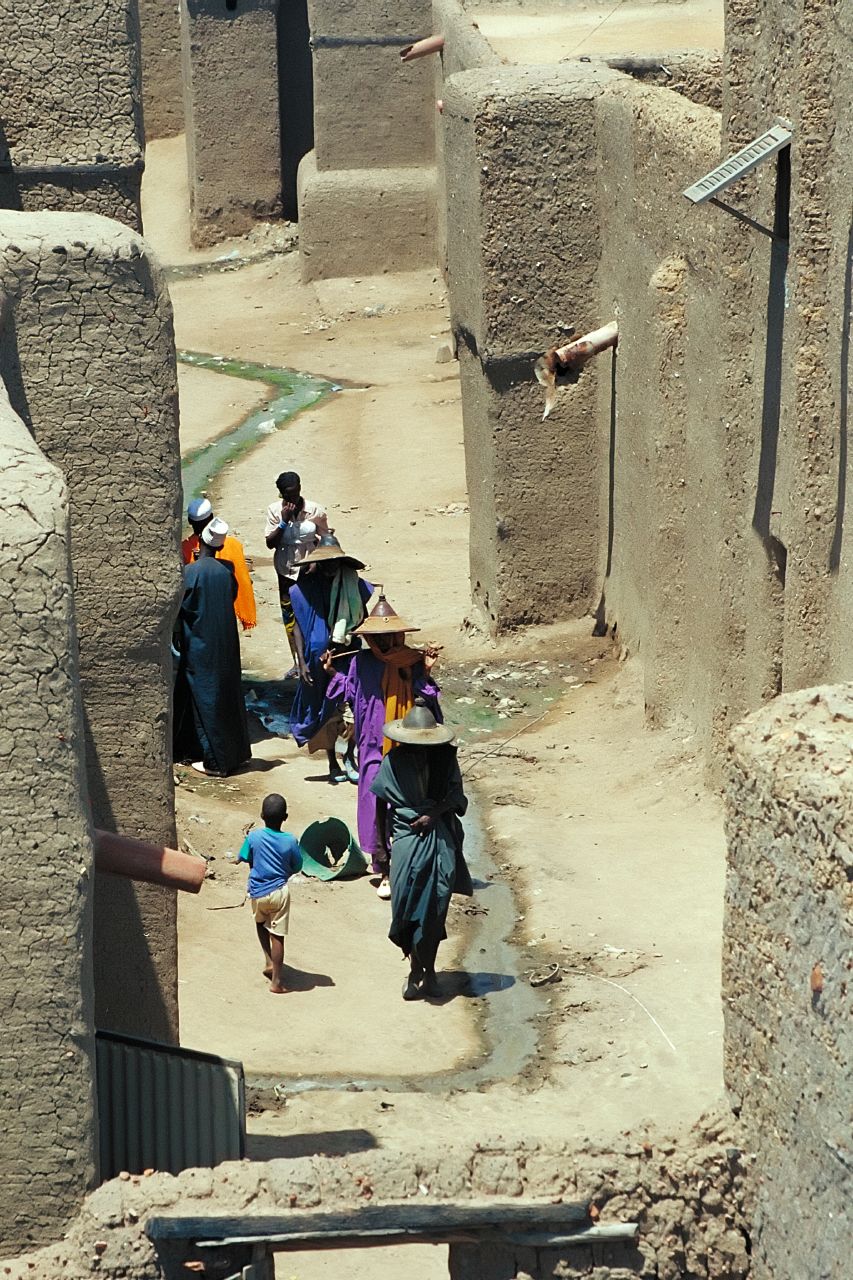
143;130;726;1275
471;0;723;62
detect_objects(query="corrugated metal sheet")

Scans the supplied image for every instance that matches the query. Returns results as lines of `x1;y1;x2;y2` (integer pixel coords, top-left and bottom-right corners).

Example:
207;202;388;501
96;1030;245;1181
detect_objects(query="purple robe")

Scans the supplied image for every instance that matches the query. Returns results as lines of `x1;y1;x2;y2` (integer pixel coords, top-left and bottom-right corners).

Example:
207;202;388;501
327;650;441;871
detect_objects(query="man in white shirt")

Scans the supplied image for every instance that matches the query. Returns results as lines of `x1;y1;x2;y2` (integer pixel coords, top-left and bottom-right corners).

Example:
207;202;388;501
264;470;329;673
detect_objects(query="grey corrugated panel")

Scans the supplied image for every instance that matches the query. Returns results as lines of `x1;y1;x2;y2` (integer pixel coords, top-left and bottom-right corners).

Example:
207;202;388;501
96;1030;245;1181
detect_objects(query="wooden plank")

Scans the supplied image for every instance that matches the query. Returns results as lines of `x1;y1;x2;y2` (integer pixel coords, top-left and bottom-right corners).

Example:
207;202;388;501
147;1201;590;1245
194;1222;640;1252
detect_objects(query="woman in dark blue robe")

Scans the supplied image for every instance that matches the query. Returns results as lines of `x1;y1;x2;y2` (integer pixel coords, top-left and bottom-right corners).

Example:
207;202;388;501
173;549;251;776
371;700;472;1000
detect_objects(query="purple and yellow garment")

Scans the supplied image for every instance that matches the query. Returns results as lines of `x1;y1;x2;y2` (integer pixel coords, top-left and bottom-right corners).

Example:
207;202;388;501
326;646;441;871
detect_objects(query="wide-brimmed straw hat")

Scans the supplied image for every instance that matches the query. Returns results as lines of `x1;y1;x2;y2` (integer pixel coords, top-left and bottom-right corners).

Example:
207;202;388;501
356;592;420;634
384;697;455;746
299;534;366;571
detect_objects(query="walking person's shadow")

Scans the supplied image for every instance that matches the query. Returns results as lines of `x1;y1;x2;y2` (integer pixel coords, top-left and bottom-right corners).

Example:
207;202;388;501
421;970;514;1004
281;965;335;992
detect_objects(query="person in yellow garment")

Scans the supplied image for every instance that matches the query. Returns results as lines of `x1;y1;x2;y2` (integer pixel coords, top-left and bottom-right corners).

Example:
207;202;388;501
182;497;257;631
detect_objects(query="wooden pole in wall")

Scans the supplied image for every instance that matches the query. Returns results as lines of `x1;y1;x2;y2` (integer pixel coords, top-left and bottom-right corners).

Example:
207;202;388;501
94;829;206;893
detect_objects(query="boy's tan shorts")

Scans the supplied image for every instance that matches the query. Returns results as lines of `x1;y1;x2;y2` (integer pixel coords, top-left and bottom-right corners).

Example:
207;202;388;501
251;884;291;937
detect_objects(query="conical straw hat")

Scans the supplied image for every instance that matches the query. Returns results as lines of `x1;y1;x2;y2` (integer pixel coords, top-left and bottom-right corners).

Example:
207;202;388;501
299;534;366;571
384;697;455;746
355;592;420;634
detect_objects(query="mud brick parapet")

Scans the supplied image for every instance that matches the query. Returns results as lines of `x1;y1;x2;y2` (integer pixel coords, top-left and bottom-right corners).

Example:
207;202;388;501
0;0;144;227
0;1114;752;1277
724;685;853;1280
0;211;183;1044
0;387;97;1252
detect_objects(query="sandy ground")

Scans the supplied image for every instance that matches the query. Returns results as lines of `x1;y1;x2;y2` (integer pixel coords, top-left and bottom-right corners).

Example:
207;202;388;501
471;0;723;61
142;127;726;1275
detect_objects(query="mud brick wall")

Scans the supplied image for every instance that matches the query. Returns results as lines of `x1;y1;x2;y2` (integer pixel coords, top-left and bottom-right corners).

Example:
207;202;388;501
298;0;437;280
180;0;282;246
443;64;608;630
0;211;183;1043
591;79;776;762
0;387;97;1252
138;0;185;140
724;685;853;1280
0;1113;752;1277
0;0;144;227
308;0;435;172
724;0;853;694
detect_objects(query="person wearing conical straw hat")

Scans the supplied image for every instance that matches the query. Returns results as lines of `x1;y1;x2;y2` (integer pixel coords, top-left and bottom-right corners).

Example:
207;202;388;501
323;593;443;899
289;534;373;781
370;698;472;999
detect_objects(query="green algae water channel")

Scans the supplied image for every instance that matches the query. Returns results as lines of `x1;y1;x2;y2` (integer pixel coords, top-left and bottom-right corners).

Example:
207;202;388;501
179;351;338;500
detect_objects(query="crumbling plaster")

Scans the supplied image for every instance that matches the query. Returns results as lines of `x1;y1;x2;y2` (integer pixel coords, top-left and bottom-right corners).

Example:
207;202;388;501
0;0;144;227
0;211;183;1044
724;685;853;1279
0;387;97;1252
0;1112;752;1278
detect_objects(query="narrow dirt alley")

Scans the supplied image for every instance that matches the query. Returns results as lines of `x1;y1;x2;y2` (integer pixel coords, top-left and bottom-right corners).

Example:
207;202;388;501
142;131;727;1276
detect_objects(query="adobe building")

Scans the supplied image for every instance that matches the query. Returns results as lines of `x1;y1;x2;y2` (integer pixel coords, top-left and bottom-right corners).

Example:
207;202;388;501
0;0;182;1249
0;0;849;1274
435;0;852;772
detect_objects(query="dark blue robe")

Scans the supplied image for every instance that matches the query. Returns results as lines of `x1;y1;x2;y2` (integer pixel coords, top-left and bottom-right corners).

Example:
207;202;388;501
289;573;372;747
371;744;472;961
173;557;251;774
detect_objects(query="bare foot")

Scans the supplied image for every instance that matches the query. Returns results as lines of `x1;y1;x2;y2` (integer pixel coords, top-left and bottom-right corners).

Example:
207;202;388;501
269;983;289;995
262;966;273;978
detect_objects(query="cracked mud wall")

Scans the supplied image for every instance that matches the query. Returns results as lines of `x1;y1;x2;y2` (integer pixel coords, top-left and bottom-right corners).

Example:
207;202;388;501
0;1113;752;1277
589;79;780;765
724;686;853;1280
0;0;144;227
0;211;183;1043
0;387;97;1251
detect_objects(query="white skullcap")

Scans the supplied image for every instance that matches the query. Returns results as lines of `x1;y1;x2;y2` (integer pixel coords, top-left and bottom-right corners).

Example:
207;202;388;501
187;497;213;521
201;516;229;548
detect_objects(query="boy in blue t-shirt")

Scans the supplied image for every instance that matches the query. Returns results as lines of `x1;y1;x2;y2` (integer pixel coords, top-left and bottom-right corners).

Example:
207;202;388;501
238;793;303;994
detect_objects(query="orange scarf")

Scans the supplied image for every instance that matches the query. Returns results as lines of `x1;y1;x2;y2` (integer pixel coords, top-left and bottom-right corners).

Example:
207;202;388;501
366;637;423;754
182;533;257;630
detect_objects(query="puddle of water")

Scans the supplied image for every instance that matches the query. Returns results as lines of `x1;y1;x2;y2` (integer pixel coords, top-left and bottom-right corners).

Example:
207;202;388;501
179;351;338;501
246;794;540;1100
